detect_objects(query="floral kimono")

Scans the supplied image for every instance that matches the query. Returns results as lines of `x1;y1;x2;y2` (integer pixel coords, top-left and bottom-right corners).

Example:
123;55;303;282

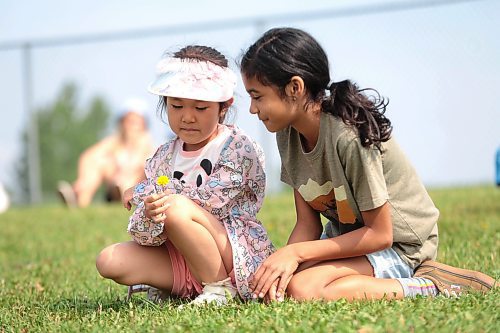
127;125;275;300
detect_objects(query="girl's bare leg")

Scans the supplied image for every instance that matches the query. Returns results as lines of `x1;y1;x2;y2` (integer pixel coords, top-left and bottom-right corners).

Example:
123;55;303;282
287;256;404;301
96;241;174;291
161;194;233;284
73;151;114;207
96;195;233;291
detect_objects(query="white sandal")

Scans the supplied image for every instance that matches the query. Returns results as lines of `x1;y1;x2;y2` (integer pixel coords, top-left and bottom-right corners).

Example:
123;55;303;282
127;284;168;303
188;277;237;306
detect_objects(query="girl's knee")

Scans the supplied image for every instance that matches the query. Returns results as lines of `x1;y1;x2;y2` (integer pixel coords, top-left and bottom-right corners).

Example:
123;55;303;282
327;276;367;300
287;275;320;300
95;246;113;278
287;274;353;301
95;244;124;279
163;195;194;226
288;275;366;301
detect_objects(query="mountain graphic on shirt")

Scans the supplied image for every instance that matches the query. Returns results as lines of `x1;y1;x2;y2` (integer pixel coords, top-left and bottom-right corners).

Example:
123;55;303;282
298;179;356;224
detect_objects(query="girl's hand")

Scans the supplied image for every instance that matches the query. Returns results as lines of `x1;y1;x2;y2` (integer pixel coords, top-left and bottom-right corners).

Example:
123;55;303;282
250;245;300;299
144;193;170;223
263;279;286;303
122;186;135;210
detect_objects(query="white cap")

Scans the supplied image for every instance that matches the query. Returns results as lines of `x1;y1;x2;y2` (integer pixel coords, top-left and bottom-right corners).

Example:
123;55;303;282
148;57;236;102
121;98;148;116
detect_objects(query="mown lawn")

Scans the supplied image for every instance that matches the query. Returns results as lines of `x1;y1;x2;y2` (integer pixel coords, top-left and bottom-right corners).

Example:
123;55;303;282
0;186;498;332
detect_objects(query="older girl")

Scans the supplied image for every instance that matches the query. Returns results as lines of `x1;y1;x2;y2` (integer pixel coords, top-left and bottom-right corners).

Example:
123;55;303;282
241;27;495;302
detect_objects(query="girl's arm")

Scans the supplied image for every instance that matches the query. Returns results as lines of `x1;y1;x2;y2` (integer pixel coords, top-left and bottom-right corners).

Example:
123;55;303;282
122;171;147;210
127;144;170;246
287;189;322;244
290;202;393;263
252;190;393;299
261;189;321;301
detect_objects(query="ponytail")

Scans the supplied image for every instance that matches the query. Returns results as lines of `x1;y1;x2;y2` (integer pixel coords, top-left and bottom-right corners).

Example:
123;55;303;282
241;27;393;148
322;80;392;149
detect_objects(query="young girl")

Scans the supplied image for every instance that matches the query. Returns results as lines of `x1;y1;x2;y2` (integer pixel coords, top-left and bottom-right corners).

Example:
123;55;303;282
240;27;495;302
96;45;274;305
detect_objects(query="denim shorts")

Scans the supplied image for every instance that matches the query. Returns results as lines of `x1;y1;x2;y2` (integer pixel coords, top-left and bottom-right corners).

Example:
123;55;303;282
320;232;413;278
365;247;413;279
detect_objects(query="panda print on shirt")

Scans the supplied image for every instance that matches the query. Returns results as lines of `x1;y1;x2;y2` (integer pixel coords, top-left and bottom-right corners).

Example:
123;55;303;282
173;158;213;187
171;125;231;189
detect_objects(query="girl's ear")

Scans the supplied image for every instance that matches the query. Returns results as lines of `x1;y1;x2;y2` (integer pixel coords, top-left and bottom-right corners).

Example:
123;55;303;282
221;97;234;112
285;76;305;99
225;97;234;108
219;97;234;120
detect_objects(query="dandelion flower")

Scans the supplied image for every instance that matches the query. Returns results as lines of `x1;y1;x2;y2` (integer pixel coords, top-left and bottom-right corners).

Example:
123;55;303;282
156;175;170;186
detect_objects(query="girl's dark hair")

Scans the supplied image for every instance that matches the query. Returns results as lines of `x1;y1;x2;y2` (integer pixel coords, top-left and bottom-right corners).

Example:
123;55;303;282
157;45;232;123
240;27;392;148
173;45;228;67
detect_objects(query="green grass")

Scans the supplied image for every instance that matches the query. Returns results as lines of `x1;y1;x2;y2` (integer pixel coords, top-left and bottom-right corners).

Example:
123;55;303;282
0;186;499;332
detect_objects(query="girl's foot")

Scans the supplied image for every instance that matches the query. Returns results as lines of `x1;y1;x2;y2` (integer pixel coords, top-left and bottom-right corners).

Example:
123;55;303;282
414;260;496;297
127;284;168;304
189;277;237;306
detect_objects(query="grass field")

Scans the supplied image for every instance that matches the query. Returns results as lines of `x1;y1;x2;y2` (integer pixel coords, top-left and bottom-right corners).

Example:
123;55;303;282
0;186;498;332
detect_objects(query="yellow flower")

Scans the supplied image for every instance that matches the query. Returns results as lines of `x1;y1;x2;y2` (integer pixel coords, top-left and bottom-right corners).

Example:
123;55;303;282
156;175;170;186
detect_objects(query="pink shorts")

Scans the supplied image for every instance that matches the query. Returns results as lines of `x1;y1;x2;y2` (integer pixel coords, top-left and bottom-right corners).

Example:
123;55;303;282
165;240;236;299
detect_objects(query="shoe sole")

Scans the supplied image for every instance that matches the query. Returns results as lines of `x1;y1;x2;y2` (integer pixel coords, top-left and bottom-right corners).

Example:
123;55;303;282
418;261;495;291
57;182;77;208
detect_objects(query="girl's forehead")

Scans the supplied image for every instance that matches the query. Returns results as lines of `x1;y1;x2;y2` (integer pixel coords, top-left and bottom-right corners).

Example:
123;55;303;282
167;96;217;104
243;76;281;95
242;75;265;90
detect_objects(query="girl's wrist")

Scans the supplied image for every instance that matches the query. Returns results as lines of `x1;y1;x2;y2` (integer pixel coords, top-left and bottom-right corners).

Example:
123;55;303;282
288;243;305;264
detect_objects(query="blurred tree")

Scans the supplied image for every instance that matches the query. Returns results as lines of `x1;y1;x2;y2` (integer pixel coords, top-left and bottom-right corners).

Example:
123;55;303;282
15;82;111;201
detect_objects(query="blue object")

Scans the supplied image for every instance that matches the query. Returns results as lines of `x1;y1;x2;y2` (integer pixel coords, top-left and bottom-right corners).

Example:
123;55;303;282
496;147;500;186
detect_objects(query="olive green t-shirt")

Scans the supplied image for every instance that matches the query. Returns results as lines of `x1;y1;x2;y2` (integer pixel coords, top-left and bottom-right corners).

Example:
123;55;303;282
277;112;439;269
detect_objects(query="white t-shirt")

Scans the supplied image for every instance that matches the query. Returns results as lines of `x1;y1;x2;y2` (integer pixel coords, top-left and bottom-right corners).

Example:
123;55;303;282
171;125;231;187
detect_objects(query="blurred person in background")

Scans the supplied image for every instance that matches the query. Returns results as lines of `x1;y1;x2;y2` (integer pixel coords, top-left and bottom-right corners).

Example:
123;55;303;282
0;181;10;213
58;98;155;207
